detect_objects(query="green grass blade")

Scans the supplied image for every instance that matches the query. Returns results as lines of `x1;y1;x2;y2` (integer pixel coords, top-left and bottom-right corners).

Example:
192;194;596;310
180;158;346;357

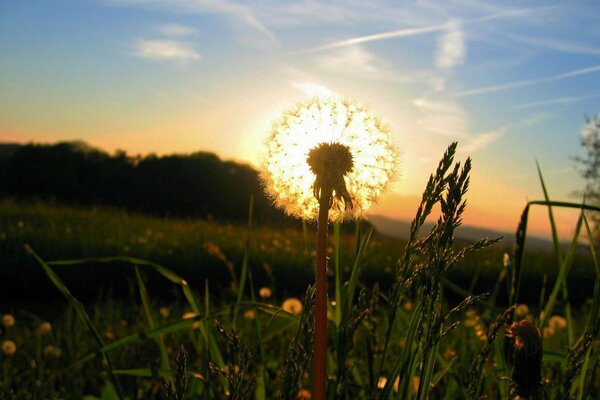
342;228;373;323
134;267;171;372
540;211;584;329
536;161;563;259
536;163;577;345
25;245;125;400
233;195;253;327
378;303;422;400
416;341;440;400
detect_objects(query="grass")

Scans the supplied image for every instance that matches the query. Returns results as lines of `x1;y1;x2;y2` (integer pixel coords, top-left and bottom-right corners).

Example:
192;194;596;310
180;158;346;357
1;144;599;399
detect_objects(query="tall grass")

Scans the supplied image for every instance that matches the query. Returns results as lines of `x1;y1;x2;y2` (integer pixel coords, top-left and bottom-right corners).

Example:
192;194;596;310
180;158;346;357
1;144;599;399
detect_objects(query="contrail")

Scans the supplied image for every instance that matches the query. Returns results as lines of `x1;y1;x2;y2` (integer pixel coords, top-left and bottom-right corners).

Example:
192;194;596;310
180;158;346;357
309;8;533;52
456;64;600;97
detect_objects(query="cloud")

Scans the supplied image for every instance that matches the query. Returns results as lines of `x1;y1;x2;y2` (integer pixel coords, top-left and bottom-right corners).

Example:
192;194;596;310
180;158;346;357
435;21;466;69
134;39;201;63
159;23;198;37
112;0;277;47
514;94;600;109
310;7;533;52
456;64;600;97
290;82;337;97
413;97;504;152
412;98;470;137
504;32;600;55
460;129;505;153
314;46;393;79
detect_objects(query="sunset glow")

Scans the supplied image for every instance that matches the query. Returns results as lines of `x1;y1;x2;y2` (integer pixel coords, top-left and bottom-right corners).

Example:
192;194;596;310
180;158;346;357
1;1;599;238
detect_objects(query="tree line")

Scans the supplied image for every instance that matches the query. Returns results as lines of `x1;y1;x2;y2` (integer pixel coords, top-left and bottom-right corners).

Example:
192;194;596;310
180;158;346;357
0;141;292;225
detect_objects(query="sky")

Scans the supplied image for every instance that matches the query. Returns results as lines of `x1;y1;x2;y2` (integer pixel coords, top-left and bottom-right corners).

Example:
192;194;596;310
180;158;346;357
1;0;599;239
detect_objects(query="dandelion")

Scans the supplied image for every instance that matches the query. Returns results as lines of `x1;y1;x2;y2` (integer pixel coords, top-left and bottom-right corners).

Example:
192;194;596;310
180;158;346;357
35;322;52;336
515;304;530;318
259;287;272;299
159;307;171;318
182;312;200;330
243;309;256;320
282;298;303;315
1;314;15;328
2;340;16;355
548;315;567;330
43;345;62;358
261;97;397;221
262;96;397;400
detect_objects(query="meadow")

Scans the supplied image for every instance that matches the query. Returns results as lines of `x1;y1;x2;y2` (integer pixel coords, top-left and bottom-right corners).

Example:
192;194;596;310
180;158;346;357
1;146;599;399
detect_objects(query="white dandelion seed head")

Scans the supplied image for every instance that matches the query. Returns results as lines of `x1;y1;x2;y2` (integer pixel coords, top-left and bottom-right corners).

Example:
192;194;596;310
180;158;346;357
261;96;398;221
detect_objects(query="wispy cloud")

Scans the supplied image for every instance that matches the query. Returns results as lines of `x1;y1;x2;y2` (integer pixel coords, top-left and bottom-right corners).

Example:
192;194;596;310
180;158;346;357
413;97;505;152
514;93;600;109
314;45;401;81
159;23;198;37
113;0;277;47
311;8;533;52
435;21;466;69
412;98;470;137
456;64;600;97
504;32;600;56
460;129;505;153
290;82;337;97
134;39;201;64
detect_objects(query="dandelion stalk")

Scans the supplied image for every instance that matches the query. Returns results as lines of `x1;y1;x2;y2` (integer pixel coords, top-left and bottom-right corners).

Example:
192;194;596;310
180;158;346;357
261;96;397;400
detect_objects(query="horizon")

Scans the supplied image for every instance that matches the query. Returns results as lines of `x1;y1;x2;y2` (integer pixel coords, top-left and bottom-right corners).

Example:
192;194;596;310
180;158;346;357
2;1;599;240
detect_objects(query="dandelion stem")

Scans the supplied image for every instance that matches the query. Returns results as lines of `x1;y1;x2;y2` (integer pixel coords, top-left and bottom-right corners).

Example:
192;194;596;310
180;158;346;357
313;191;331;400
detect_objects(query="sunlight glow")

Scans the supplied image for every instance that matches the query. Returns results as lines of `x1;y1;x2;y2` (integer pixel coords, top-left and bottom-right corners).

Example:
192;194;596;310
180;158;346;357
261;97;397;221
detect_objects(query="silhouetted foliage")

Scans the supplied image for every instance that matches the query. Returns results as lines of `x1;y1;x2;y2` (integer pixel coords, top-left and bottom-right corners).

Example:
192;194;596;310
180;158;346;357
0;141;291;225
574;115;600;242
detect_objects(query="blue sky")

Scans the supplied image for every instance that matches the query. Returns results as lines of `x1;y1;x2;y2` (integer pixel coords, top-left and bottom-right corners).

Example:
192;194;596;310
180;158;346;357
1;0;599;235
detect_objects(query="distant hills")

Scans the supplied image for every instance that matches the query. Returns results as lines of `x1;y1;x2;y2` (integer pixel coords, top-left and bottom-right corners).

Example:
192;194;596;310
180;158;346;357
367;213;555;250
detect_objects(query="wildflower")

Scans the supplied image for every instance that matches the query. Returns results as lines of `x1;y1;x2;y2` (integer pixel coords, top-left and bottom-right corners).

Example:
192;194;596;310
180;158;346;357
548;315;567;330
159;307;171;318
35;322;52;336
182;312;200;330
243;310;256;320
282;298;303;315
2;340;16;356
104;332;115;341
515;304;529;318
506;320;546;398
259;287;272;299
542;326;555;339
402;301;414;311
443;348;457;360
1;314;15;328
261;96;397;221
43;345;62;358
297;389;311;399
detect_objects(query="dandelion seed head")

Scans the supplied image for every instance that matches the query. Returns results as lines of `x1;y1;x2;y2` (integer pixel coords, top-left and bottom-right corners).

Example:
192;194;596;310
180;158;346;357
548;315;567;330
259;287;272;299
35;322;52;336
1;314;15;328
282;297;303;315
261;96;397;221
2;340;16;356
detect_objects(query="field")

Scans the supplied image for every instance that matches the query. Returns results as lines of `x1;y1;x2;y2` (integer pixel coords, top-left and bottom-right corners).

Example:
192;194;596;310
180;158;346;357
1;186;599;399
